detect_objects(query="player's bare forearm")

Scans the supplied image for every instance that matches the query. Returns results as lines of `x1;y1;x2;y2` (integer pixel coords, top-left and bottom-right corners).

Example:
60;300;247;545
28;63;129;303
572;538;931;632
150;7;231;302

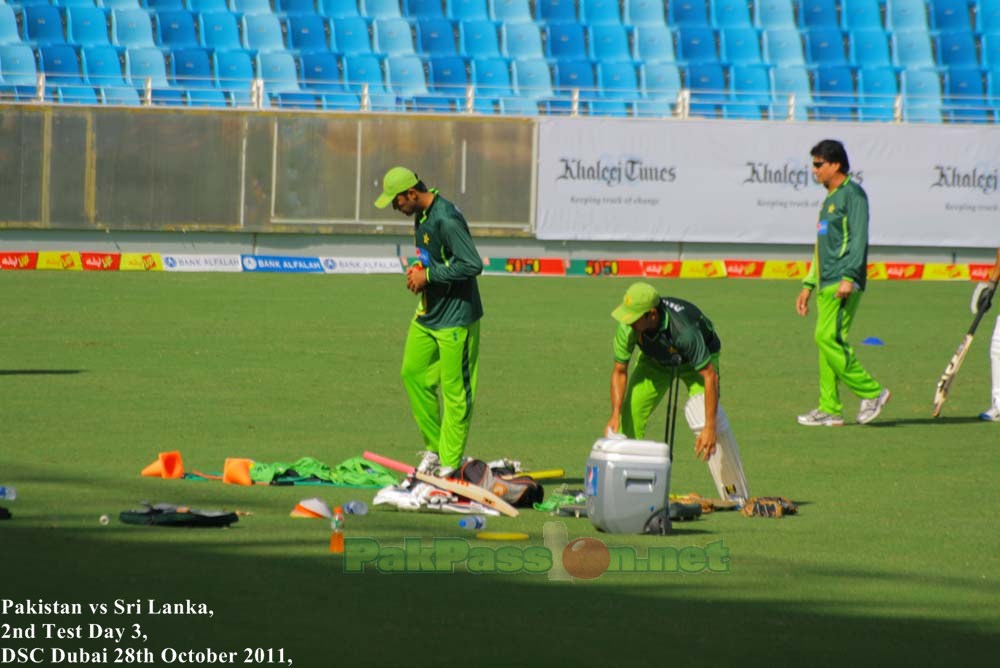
607;362;628;434
696;364;720;460
796;287;812;317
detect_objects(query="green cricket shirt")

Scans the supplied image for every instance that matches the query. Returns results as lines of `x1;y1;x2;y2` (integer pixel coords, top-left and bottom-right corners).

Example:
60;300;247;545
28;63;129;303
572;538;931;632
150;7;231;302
413;192;484;329
803;177;870;292
613;297;721;370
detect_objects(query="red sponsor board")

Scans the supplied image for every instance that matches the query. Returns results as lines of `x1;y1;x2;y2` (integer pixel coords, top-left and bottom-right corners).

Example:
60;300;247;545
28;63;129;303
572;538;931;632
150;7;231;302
584;259;645;276
640;261;682;278
0;252;38;270
503;258;566;275
81;253;122;271
883;263;924;280
724;259;765;278
970;264;994;281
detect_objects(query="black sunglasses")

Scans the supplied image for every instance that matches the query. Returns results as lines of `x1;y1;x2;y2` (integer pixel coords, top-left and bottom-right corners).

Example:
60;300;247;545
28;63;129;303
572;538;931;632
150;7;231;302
812;161;826;168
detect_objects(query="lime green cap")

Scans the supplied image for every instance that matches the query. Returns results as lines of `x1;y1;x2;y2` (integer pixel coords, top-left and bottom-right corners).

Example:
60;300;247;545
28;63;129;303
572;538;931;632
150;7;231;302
611;282;660;325
374;166;420;209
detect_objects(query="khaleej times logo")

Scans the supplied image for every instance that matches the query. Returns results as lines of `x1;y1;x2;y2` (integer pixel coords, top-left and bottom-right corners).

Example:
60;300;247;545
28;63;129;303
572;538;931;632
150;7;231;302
743;161;864;189
930;165;1000;194
556;158;677;187
341;522;729;580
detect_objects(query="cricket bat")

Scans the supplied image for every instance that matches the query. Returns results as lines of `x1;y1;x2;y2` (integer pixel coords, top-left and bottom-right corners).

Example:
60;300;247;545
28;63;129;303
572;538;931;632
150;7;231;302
363;451;519;518
932;308;988;417
512;468;565;481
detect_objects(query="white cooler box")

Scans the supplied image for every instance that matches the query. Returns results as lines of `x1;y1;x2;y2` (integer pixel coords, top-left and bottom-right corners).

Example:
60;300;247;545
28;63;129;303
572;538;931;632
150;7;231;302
585;437;671;534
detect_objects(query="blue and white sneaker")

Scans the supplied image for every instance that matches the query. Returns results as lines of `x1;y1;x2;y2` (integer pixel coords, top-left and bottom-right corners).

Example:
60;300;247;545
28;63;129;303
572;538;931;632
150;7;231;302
857;388;891;425
980;406;1000;422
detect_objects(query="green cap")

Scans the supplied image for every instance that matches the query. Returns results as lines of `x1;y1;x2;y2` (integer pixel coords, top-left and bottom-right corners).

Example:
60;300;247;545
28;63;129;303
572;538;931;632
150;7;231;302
374;166;419;209
611;282;660;325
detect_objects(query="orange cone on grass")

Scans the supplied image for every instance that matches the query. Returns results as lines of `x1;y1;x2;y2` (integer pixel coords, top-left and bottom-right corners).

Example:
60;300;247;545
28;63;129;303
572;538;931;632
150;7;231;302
222;458;254;486
140;451;184;479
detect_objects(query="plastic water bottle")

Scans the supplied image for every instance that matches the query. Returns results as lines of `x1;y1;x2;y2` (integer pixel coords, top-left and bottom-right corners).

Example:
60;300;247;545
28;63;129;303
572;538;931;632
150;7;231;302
0;486;15;501
329;507;345;554
344;500;368;516
457;515;486;530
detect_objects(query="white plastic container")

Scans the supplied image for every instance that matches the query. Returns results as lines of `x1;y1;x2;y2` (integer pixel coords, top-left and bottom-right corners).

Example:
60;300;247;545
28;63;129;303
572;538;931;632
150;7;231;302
585;438;671;534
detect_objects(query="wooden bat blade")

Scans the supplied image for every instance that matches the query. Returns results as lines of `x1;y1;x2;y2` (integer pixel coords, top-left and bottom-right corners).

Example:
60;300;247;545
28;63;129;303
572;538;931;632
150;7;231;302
932;334;974;417
363;451;519;517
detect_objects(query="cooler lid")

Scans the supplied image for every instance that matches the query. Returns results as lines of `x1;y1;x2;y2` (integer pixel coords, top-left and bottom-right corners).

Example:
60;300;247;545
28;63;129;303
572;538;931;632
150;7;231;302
591;437;669;458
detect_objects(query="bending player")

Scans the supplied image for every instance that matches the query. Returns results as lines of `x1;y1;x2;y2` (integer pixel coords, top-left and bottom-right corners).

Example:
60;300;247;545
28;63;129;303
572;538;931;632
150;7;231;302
973;247;1000;421
605;282;750;504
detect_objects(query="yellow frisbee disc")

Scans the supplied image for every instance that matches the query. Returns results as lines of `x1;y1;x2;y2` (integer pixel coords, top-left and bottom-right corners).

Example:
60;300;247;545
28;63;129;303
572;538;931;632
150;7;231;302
475;531;530;541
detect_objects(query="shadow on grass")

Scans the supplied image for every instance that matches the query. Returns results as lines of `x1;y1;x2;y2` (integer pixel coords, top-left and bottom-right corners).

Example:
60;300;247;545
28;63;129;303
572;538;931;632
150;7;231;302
2;523;995;667
0;369;86;375
869;416;985;426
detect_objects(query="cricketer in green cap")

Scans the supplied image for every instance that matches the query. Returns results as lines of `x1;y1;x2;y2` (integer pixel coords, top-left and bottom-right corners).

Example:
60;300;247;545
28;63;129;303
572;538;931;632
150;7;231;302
611;282;661;325
374;167;420;209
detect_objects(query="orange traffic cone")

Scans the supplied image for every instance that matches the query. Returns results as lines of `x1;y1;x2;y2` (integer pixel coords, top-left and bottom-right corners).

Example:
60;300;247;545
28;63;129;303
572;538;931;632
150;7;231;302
222;458;254;486
140;451;184;479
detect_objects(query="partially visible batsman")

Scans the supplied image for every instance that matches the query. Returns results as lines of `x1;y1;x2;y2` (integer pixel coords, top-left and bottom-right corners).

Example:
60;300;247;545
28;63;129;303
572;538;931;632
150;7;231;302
605;282;750;503
374;167;484;478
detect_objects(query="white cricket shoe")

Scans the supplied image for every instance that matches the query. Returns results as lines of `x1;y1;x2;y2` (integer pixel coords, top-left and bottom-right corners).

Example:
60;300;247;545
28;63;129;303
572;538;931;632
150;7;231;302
797;409;845;427
857;388;892;425
980;406;1000;422
416;450;440;474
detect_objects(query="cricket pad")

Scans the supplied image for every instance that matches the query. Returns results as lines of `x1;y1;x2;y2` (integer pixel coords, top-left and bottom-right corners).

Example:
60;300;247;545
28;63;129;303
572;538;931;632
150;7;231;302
119;503;239;528
458;459;544;508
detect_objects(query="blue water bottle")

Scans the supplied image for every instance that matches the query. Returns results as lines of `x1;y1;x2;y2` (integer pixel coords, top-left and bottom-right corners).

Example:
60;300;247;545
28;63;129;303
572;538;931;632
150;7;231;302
344;501;368;516
458;515;486;530
0;486;15;501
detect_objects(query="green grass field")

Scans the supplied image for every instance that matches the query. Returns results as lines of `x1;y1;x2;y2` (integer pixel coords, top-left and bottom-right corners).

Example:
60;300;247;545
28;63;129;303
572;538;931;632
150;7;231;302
2;272;998;666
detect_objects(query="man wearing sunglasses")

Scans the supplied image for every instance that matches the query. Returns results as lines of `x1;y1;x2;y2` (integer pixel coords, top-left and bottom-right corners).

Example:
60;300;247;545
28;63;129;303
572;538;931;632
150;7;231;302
795;140;890;427
375;167;484;477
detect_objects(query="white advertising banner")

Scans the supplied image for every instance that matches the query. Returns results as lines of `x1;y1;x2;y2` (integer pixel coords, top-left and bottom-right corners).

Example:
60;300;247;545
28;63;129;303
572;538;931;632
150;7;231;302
536;119;1000;247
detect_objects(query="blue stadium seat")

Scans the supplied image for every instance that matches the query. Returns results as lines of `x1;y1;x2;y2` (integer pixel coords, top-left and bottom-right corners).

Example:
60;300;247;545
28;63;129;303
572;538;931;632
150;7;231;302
686;62;726;116
373;17;416;55
597;60;638;101
814;64;855;120
807;27;847;66
886;0;929;32
841;0;882;30
936;30;978;67
53;0;100;8
39;44;83;87
984;34;1000;69
770;64;813;119
171;47;214;88
99;0;141;9
623;0;664;26
200;12;243;51
416;17;457;55
512;57;552;98
231;0;274;14
127;47;187;104
762;28;804;65
404;0;444;18
243;14;288;52
320;0;363;18
300;51;343;90
901;68;942;121
710;0;752;28
214;48;254;103
287;14;330;52
678;26;718;63
275;0;319;15
333;17;373;54
498;96;538;114
112;9;157;49
979;0;1000;33
258;51;311;94
799;0;839;29
546;22;587;60
446;0;487;21
720;27;762;64
56;85;100;103
637;61;680;115
554;59;595;97
343;52;398;110
633;24;676;63
755;0;796;29
580;0;622;25
849;29;891;68
502;21;544;59
471;56;512;98
100;86;141;104
67;7;111;47
671;0;709;27
187;0;229;11
537;0;577;23
986;68;1000;118
857;66;897;120
427;54;467;95
459;19;500;57
945;67;988;121
362;0;404;19
145;0;184;8
930;0;972;31
24;6;67;46
892;30;935;69
489;0;531;23
727;63;770;118
157;10;199;49
588;23;632;61
385;53;429;98
83;45;126;86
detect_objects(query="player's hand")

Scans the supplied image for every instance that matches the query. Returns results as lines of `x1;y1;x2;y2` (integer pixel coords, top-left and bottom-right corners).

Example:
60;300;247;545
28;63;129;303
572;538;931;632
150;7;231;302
694;428;717;462
604;416;620;438
795;288;812;317
972;281;997;314
835;279;854;299
406;264;428;294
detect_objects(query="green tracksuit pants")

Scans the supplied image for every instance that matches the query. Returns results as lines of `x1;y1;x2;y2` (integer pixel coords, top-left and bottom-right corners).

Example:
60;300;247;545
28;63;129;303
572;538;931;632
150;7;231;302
814;284;882;415
620;354;719;440
400;319;480;468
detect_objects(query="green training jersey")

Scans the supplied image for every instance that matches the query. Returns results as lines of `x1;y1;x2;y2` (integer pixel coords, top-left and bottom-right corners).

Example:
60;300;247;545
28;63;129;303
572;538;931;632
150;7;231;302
613;297;721;370
413;192;484;329
803;177;870;292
